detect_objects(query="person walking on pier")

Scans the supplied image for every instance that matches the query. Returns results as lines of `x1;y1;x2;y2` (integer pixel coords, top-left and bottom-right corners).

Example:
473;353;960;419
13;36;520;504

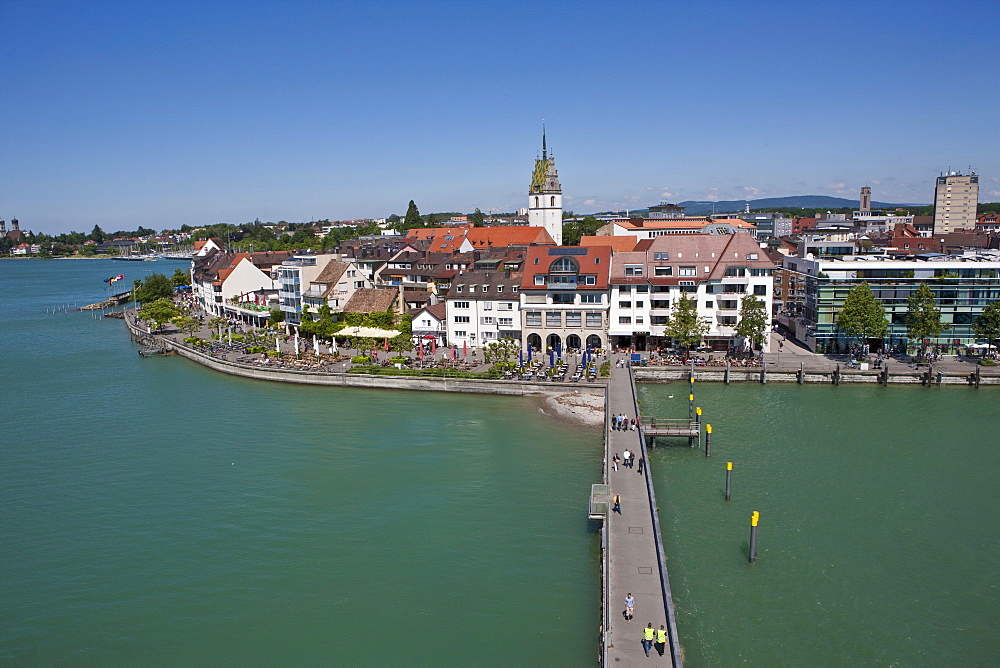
623;448;632;468
655;625;667;656
642;622;655;656
624;593;634;623
613;494;621;514
613;453;620;471
637;456;644;474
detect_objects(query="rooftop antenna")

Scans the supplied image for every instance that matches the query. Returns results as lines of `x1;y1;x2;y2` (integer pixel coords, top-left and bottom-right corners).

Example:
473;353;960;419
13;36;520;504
542;122;547;162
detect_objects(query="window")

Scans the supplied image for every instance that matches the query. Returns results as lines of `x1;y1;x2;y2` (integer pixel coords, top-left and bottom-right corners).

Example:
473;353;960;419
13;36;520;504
534;275;545;286
679;266;696;276
354;281;365;288
619;316;632;324
498;302;512;311
550;195;556;206
619;301;632;309
483;331;496;340
635;316;644;324
550;257;578;273
580;294;602;304
455;330;466;337
566;311;582;326
717;316;737;326
718;300;738;310
497;286;504;292
586;312;603;328
347;270;356;277
651;300;670;309
456;285;464;293
546;312;562;327
482;286;489;293
585;275;596;285
481;316;495;324
651;316;668;325
454;316;470;323
552;293;575;304
499;317;513;326
483;302;492;310
635;285;648;293
454;301;469;309
705;301;713;309
624;265;643;277
526;311;542;326
512;286;519;293
635;301;644;308
533;257;539;264
754;285;767;296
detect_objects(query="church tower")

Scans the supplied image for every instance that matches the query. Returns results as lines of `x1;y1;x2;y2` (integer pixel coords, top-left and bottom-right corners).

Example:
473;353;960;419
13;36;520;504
528;129;563;245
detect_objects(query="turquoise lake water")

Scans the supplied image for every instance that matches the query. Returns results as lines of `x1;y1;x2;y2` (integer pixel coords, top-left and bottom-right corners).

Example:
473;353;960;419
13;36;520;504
1;259;601;665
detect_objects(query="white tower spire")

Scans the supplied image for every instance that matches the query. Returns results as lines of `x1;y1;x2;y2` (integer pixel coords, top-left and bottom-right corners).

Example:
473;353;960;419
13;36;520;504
527;128;563;245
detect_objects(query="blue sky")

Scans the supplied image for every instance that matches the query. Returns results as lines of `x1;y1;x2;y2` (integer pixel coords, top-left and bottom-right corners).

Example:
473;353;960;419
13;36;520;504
3;0;999;235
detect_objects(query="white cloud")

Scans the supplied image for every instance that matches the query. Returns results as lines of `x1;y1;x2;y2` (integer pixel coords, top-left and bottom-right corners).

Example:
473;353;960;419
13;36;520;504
870;180;881;185
583;199;597;206
702;188;720;202
989;190;1000;197
741;186;763;198
825;182;847;190
660;190;674;199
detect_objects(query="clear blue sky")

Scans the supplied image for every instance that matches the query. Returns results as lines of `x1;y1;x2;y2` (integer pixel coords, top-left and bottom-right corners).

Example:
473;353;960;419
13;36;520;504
3;0;998;235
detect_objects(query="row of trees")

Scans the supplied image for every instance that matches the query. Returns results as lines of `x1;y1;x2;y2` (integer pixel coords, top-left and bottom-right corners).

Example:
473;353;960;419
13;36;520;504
836;281;1000;356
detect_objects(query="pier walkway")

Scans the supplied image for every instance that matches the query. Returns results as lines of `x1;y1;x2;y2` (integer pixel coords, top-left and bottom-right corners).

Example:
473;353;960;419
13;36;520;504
603;362;681;666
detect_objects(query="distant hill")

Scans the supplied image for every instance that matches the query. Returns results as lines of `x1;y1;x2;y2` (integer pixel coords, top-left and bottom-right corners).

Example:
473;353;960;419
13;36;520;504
677;196;925;216
588;195;928;219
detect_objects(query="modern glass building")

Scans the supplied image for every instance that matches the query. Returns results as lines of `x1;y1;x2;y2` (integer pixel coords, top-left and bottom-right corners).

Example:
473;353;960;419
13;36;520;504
780;253;1000;353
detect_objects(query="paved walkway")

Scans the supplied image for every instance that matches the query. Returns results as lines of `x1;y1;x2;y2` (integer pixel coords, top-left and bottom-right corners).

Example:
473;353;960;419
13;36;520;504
605;359;677;666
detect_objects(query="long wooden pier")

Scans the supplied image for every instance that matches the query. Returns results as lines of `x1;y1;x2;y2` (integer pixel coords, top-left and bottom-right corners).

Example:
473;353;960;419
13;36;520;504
599;363;682;666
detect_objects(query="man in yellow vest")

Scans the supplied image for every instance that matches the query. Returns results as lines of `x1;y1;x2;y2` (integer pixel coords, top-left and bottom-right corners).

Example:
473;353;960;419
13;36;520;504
655;624;667;656
642;622;654;657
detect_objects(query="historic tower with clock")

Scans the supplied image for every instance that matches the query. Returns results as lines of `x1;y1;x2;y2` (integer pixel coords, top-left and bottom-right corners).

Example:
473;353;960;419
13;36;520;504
528;130;563;245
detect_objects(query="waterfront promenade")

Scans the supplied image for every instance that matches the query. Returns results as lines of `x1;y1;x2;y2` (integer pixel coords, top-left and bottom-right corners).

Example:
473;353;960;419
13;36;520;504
604;362;681;666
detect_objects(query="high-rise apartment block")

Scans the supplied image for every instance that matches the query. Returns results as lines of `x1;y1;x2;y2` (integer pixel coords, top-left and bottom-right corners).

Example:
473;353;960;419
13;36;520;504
933;171;979;234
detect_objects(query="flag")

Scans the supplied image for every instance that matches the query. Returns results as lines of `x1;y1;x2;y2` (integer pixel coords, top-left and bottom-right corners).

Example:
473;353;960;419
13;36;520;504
103;276;113;283
113;274;124;282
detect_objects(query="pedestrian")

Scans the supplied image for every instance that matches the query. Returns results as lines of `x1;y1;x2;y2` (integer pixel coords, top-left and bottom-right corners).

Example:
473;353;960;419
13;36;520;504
637;456;644;474
613;453;620;471
630;417;636;431
655;625;667;656
642;623;655;656
623;448;632;468
618;413;626;430
612;494;621;514
624;593;635;623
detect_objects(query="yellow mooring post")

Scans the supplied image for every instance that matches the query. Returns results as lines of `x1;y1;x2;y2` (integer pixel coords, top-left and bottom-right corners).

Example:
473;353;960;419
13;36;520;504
749;511;760;563
695;406;703;449
725;461;733;501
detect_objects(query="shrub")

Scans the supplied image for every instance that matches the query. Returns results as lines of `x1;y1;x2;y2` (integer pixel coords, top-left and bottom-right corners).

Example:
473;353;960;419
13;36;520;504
600;361;611;377
183;336;203;345
351;355;373;364
980;359;998;366
231;334;245;342
246;345;266;354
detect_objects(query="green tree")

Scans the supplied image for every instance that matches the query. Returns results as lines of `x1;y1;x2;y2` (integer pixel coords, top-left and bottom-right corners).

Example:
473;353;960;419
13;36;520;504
134;273;175;303
170;316;200;335
561;216;603;246
470;208;485;227
170;268;189;287
90;225;106;244
138;299;180;330
735;294;769;351
268;308;285;327
972;300;1000;349
483;337;519;365
905;283;948;355
836;281;888;343
664;293;710;352
401;200;423;231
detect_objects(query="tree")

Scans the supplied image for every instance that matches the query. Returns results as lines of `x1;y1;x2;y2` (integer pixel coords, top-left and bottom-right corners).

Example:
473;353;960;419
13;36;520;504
470;208;485;227
134;273;175;304
483;337;519;365
836;281;888;344
561;216;603;246
664;293;710;352
90;225;106;244
268;308;285;327
904;283;948;356
735;294;769;351
138;299;180;330
171;316;200;335
972;300;1000;348
170;268;189;287
401;200;423;231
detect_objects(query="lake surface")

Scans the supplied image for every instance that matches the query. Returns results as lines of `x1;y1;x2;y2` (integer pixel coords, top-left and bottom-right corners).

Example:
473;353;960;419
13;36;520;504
1;259;601;665
640;382;1000;666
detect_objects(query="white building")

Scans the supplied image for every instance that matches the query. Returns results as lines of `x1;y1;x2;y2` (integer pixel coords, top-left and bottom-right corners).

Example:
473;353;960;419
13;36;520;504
934;171;980;234
444;269;523;349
